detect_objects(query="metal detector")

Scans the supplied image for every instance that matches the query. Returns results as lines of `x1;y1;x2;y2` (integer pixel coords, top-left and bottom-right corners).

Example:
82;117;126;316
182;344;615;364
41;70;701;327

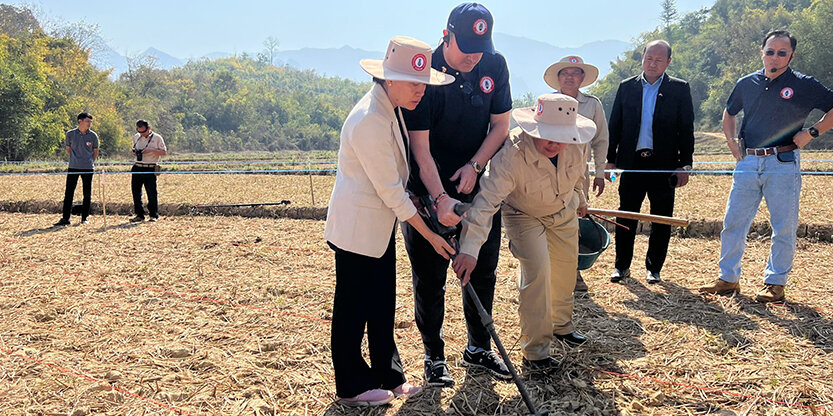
415;197;548;416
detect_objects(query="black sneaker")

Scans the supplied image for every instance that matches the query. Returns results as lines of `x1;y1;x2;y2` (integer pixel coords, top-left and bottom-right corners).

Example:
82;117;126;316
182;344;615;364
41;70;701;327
54;218;71;226
461;349;512;380
610;268;630;283
522;356;559;371
424;358;454;387
646;270;661;284
129;216;145;223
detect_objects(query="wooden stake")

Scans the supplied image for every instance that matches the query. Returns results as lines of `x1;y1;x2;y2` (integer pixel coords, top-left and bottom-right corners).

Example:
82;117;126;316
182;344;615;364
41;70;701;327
587;208;690;227
308;161;315;206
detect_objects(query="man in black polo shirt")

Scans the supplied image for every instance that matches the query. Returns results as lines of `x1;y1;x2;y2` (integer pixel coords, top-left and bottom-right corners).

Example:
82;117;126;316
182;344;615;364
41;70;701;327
700;30;833;303
401;2;512;387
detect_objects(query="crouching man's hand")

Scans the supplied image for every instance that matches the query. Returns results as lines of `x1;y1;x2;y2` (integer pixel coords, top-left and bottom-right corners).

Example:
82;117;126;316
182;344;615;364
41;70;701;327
452;253;477;287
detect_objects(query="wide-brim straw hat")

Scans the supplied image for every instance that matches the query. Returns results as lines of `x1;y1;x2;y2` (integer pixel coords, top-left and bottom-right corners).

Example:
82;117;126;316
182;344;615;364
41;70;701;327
543;55;600;90
512;93;596;144
360;36;454;85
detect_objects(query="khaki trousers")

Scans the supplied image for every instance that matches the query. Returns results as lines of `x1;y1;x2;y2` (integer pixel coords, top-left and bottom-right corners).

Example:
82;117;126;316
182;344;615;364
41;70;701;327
501;202;578;361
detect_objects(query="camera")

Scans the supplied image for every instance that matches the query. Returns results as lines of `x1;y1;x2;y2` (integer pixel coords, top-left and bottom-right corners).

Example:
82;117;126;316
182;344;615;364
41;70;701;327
134;148;143;161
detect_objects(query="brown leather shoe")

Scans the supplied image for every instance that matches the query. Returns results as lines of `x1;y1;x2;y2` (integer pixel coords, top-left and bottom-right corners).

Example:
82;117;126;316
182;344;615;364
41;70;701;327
699;278;740;295
574;271;588;292
756;284;785;303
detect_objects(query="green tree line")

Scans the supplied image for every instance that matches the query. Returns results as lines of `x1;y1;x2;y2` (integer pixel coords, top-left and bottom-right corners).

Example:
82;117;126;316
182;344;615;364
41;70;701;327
0;4;369;160
588;0;833;148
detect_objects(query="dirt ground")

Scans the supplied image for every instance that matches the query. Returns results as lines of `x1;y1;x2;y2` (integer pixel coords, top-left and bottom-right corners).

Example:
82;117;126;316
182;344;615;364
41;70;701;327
0;213;831;415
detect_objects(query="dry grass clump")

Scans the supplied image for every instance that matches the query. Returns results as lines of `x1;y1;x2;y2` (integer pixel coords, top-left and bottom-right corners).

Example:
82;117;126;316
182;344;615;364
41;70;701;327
0;213;831;415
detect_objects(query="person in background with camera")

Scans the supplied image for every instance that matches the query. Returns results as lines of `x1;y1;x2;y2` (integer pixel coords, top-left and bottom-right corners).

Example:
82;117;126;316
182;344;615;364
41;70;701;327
130;120;167;223
54;112;98;227
700;30;833;303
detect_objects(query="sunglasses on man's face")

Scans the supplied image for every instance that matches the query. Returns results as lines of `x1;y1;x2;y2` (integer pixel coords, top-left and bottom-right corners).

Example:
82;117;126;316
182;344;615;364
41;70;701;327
764;50;789;57
137;128;148;133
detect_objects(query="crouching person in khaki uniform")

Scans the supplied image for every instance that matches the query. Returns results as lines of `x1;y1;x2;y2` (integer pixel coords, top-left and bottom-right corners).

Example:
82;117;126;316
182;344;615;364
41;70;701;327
453;93;595;370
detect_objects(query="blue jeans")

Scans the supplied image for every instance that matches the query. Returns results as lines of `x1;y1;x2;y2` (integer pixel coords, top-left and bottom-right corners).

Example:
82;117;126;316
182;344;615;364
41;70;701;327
718;152;801;286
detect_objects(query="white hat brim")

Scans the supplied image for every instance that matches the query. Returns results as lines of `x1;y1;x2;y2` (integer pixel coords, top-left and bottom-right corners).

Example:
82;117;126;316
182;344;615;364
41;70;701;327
511;107;596;144
360;59;454;86
543;62;600;90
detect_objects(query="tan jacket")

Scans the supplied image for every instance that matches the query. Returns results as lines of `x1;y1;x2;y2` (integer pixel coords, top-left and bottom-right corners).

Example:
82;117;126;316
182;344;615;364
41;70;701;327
324;83;417;258
460;128;587;257
555;90;609;179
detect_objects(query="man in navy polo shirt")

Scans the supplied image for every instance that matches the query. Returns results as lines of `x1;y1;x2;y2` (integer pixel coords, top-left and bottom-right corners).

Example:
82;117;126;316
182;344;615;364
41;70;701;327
401;2;512;387
54;112;99;226
700;30;833;302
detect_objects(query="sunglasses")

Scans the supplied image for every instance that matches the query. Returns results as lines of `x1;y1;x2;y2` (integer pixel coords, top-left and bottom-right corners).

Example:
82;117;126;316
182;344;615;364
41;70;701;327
136;127;148;133
764;50;789;57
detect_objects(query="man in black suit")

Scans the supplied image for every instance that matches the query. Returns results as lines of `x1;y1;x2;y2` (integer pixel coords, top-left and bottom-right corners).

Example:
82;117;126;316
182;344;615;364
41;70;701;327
605;40;695;284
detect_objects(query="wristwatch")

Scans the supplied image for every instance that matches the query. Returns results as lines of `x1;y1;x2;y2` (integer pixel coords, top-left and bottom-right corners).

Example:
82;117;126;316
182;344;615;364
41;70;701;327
468;160;483;174
680;165;692;171
808;126;820;138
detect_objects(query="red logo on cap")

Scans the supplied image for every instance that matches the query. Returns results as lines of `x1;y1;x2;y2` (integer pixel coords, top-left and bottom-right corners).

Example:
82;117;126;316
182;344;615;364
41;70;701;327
780;87;794;100
480;76;494;93
569;56;579;63
473;19;488;36
412;54;427;72
536;101;544;115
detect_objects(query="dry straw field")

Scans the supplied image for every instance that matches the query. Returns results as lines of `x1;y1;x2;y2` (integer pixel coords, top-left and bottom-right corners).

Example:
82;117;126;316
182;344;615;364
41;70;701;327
1;153;832;415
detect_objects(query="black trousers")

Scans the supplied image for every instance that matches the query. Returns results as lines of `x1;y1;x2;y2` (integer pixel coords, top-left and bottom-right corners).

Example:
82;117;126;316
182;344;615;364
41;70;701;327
131;165;158;218
62;168;93;220
329;233;405;398
402;212;501;360
615;157;676;273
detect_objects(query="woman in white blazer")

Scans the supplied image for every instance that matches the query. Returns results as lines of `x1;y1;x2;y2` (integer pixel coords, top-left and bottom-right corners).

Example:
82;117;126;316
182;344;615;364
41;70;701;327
324;37;455;407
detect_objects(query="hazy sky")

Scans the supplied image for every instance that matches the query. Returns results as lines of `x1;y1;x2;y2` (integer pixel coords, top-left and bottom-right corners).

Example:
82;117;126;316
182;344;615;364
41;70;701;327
14;0;715;57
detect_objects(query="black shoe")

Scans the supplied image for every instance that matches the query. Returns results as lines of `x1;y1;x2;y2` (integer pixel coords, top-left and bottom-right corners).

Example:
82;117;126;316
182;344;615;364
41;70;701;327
522;356;559;371
610;268;630;283
148;217;158;222
554;331;588;347
646;270;661;284
79;219;90;225
461;348;512;380
130;216;145;223
54;218;71;226
424;358;454;387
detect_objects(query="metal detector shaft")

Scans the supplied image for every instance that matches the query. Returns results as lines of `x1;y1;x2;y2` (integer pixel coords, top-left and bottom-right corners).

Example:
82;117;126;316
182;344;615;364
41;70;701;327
463;283;546;416
194;200;290;209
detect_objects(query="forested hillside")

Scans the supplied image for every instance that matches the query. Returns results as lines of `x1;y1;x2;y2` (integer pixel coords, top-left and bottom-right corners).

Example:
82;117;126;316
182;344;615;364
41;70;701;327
0;4;369;160
589;0;833;148
3;0;833;160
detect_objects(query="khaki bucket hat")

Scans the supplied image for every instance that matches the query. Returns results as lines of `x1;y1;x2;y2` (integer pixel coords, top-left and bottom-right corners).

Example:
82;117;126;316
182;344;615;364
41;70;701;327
543;55;600;90
360;36;454;85
511;93;596;144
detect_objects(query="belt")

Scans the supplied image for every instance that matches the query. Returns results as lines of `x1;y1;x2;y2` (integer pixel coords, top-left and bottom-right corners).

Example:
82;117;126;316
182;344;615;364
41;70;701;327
134;162;157;167
745;144;797;156
637;149;654;158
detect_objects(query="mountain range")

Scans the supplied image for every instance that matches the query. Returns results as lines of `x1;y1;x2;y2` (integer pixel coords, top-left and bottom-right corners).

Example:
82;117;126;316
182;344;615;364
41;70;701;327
99;34;631;98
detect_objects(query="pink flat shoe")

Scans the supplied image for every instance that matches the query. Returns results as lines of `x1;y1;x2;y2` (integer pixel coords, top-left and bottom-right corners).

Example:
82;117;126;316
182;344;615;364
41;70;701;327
392;382;423;398
337;389;394;407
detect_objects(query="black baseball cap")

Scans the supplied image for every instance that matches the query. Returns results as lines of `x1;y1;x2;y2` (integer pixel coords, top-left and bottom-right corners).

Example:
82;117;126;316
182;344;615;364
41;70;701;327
447;3;495;54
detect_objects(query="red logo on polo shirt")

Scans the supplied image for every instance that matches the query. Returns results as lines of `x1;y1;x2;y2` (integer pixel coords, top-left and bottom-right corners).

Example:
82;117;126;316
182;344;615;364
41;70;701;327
536;101;544;115
412;54;427;71
473;19;488;36
780;87;794;100
480;76;494;93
